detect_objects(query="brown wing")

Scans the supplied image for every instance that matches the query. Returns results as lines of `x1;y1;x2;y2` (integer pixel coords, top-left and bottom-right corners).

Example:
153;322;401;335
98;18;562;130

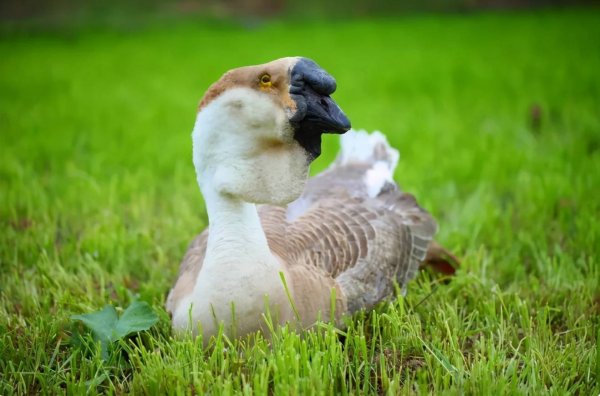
260;187;437;315
165;232;207;314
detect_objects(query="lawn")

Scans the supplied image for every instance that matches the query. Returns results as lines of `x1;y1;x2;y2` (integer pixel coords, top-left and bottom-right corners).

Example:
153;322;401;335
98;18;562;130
1;9;599;394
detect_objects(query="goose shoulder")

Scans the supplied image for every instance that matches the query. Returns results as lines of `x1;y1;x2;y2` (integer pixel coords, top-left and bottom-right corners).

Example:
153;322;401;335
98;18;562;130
165;232;207;314
260;183;437;314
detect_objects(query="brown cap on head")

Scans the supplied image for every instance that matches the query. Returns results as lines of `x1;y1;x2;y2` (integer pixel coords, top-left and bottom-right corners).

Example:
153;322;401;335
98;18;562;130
198;57;299;112
198;57;351;160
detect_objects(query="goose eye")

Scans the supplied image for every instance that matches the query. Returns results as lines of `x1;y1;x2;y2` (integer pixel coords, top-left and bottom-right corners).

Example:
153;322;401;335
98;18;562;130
259;74;272;88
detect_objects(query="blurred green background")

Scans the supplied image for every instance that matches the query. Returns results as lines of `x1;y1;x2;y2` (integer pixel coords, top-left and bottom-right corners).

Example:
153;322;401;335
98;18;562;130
2;0;599;28
1;1;599;393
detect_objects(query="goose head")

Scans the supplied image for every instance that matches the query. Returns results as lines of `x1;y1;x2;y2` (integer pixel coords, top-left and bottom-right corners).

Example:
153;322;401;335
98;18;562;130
192;57;351;205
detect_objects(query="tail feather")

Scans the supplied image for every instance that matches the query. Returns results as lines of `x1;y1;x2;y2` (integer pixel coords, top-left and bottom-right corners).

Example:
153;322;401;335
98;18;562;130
336;129;399;171
422;241;460;275
335;130;400;198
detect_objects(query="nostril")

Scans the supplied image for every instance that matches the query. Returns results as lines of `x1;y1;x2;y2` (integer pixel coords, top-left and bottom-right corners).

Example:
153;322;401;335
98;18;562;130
320;98;329;109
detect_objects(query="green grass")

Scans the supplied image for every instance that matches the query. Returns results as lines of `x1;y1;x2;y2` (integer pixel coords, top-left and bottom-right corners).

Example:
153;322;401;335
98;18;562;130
1;9;599;394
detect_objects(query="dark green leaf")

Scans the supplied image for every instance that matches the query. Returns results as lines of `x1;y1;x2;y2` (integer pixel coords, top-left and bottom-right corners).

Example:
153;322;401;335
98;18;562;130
71;305;119;343
115;300;159;339
71;300;159;361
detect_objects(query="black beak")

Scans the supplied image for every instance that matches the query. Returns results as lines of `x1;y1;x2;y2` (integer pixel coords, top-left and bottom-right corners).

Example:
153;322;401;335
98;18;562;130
289;58;351;160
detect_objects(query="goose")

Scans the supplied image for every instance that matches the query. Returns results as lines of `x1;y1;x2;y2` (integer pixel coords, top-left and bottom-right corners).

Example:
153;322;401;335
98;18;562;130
166;57;456;340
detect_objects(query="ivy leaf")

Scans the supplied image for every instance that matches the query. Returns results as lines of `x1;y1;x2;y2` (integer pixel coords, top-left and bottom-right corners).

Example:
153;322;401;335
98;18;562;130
71;305;119;343
115;300;159;339
71;300;158;360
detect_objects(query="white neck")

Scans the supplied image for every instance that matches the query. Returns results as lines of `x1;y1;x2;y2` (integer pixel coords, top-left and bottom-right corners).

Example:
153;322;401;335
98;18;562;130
199;180;272;270
184;178;290;338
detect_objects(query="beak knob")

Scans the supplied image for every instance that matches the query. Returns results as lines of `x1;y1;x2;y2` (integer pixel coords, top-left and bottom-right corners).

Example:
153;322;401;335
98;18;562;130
289;58;351;160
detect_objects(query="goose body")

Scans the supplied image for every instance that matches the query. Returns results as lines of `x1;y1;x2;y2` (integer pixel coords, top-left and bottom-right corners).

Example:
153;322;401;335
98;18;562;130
166;57;441;340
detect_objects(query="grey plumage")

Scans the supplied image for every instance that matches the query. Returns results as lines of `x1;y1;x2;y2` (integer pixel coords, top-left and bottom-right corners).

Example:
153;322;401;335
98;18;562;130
166;138;437;323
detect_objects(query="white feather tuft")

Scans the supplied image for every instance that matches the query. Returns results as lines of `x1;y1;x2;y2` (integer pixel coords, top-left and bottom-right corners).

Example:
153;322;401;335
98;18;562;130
335;129;400;197
337;129;399;171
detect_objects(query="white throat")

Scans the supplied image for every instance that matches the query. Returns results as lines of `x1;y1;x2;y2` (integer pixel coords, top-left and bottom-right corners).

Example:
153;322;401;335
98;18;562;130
192;87;309;206
200;178;271;269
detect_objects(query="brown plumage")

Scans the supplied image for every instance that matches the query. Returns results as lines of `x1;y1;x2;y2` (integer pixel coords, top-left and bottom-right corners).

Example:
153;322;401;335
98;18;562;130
167;138;447;326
